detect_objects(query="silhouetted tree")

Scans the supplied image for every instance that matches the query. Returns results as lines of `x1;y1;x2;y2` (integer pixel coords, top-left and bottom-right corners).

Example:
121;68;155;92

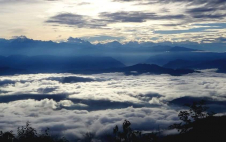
0;122;69;142
79;132;95;142
17;121;38;142
169;100;215;133
0;131;15;142
113;120;158;142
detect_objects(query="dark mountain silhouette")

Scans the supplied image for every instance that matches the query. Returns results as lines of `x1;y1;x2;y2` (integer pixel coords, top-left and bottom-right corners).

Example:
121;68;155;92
187;59;226;70
168;46;200;52
0;67;30;75
218;66;226;73
144;45;172;52
0;55;195;76
164;59;226;72
0;55;125;75
163;59;201;69
146;52;226;65
69;63;196;76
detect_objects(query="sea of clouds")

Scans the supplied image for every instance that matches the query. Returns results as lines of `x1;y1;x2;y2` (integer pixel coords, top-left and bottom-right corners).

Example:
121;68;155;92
0;70;226;139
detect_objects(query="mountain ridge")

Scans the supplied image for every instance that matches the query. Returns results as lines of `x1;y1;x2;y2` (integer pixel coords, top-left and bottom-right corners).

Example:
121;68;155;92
69;63;196;76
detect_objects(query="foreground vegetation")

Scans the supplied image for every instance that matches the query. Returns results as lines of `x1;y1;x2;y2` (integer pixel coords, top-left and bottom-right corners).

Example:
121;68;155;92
1;101;226;142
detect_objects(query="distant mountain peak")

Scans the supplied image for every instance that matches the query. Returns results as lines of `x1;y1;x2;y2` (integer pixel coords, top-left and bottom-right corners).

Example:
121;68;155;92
108;41;121;44
126;41;139;44
124;41;140;47
100;41;123;48
67;37;91;44
10;35;33;42
12;35;28;39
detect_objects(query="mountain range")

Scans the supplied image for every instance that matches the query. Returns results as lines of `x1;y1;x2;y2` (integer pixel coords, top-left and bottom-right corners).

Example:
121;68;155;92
0;55;125;74
146;52;226;65
0;36;226;75
0;54;196;76
69;63;196;76
163;59;226;73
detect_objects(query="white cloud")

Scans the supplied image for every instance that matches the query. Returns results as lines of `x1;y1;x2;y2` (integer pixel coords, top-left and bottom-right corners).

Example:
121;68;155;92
0;98;178;138
1;71;226;139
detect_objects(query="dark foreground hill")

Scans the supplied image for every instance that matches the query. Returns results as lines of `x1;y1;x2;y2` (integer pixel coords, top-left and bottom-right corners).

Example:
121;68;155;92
160;115;226;142
69;63;196;76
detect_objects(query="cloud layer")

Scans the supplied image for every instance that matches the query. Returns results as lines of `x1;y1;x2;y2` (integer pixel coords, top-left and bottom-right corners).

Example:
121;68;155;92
1;70;226;139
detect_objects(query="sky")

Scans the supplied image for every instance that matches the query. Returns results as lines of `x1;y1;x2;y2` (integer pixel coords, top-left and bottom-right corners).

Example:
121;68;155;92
0;0;225;43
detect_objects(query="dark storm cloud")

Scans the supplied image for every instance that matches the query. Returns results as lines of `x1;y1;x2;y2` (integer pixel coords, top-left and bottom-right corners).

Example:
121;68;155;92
46;13;107;28
113;0;226;20
187;7;217;13
46;12;185;28
100;11;156;22
45;0;225;29
186;6;226;20
164;0;226;6
191;13;226;19
113;0;226;5
99;11;185;22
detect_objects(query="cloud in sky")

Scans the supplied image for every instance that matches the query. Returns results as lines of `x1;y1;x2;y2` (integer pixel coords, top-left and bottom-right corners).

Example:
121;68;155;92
114;0;226;5
1;70;226;139
46;11;186;28
46;13;108;29
99;11;185;22
0;0;225;43
155;23;226;34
